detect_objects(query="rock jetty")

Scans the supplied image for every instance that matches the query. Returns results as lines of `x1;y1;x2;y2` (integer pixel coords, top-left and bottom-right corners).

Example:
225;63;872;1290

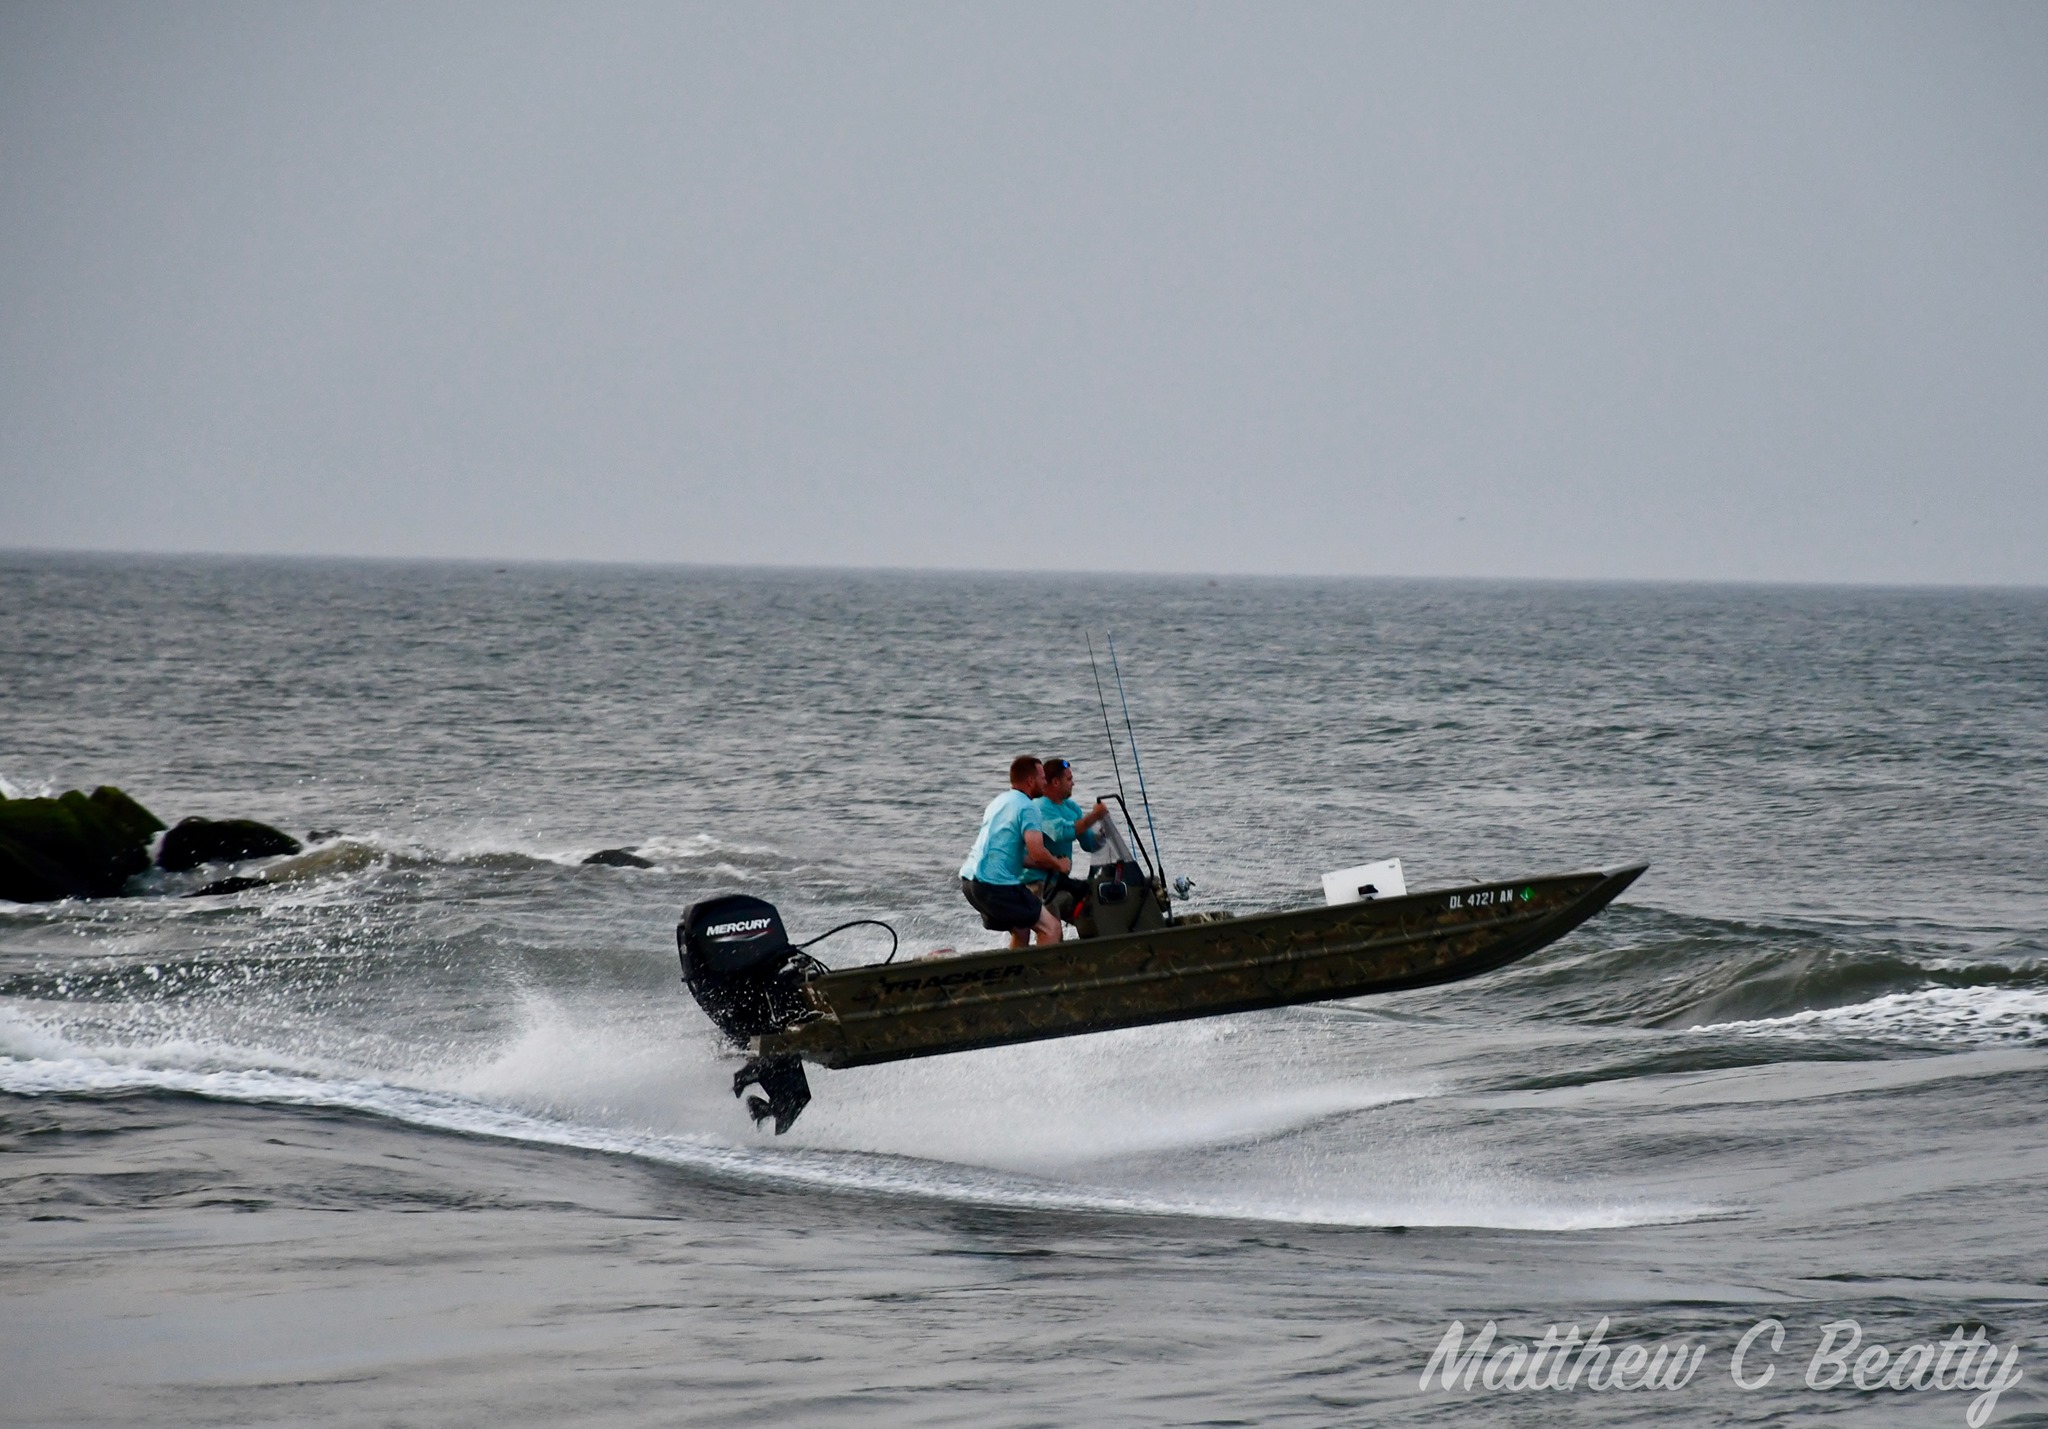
0;787;166;903
157;817;302;873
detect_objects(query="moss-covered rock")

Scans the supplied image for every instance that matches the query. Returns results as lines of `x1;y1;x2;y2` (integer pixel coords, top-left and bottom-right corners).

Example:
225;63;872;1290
157;817;302;873
0;787;167;902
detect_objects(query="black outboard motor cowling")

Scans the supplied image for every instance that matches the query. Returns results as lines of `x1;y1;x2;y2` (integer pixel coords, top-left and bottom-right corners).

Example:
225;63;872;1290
677;894;814;1041
677;894;815;1134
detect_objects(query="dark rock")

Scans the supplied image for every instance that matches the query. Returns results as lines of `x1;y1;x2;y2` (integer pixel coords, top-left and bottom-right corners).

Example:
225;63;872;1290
583;847;654;869
157;817;302;873
306;829;344;843
0;838;87;902
190;875;269;897
0;787;166;903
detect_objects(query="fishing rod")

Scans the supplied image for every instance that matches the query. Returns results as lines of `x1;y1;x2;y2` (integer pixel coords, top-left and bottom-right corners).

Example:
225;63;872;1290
1107;634;1167;888
1086;632;1134;824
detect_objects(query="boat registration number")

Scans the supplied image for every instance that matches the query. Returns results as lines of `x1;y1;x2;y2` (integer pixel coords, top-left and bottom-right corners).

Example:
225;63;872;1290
1446;887;1534;910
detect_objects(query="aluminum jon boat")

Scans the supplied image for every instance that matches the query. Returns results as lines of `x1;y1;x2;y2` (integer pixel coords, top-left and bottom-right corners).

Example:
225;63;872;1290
676;860;1646;1133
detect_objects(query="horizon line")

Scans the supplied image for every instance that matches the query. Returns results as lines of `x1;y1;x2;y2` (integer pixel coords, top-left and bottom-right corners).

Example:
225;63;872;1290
2;542;2042;595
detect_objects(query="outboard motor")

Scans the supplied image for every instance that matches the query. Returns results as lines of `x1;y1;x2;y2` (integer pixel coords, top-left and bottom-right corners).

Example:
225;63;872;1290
677;894;814;1134
678;894;810;1040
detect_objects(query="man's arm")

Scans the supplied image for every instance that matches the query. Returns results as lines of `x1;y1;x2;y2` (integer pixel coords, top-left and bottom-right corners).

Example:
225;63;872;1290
1022;830;1069;875
1036;802;1079;845
1074;799;1109;851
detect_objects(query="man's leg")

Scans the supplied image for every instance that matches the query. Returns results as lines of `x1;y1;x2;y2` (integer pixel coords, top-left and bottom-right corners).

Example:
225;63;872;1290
1031;905;1061;945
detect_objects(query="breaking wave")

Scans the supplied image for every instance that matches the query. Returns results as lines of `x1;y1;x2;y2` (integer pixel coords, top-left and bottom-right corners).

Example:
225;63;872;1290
1476;906;2048;1039
1689;986;2048;1047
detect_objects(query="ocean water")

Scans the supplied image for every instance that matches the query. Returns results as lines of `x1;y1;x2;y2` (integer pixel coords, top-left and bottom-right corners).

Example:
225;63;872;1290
2;553;2045;1427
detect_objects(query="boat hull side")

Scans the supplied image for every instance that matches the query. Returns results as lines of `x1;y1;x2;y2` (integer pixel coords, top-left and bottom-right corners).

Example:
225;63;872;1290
758;864;1644;1069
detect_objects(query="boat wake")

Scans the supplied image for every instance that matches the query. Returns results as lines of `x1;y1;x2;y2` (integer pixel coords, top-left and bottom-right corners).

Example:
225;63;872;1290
0;1003;1705;1233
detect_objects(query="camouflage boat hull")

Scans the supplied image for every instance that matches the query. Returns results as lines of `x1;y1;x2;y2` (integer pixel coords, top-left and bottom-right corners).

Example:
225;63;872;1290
756;863;1645;1070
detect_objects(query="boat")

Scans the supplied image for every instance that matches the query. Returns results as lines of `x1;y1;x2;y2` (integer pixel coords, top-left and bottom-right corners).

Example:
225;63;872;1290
676;850;1646;1132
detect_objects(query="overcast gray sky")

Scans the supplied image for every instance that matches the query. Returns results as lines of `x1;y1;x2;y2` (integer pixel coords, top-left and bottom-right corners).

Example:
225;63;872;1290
3;2;2044;583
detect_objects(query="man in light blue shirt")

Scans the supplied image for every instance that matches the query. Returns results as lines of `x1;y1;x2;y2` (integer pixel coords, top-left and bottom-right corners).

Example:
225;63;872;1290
959;755;1065;947
1021;757;1109;928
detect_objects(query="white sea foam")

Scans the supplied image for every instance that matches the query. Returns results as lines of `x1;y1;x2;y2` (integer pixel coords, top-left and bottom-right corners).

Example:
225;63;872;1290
637;832;783;862
256;839;389;883
1693;986;2048;1046
371;828;787;871
0;1050;1701;1231
0;1003;375;1082
0;1001;1701;1233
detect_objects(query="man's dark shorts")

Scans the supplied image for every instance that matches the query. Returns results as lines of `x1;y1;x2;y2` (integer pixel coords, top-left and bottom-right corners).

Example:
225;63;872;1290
1028;874;1089;925
961;877;1043;932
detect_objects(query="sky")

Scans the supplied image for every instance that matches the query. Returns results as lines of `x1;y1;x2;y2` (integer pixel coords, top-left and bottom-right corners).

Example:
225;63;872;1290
3;2;2045;584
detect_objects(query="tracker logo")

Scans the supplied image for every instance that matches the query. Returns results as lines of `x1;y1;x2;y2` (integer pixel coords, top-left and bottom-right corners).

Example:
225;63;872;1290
705;917;774;939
